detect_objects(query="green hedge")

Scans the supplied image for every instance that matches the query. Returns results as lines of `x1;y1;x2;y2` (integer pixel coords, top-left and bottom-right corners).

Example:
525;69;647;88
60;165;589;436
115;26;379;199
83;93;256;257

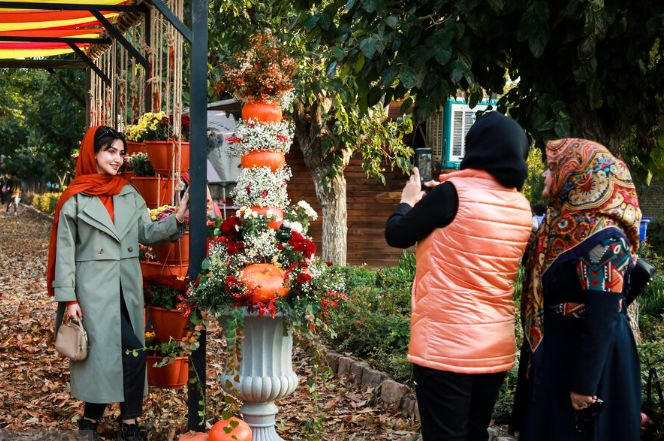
333;250;664;423
32;192;61;215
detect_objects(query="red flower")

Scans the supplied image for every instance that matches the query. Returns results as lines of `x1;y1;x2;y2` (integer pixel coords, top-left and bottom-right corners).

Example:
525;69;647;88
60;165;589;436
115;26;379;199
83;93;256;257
296;272;312;284
225;276;240;289
221;216;242;236
226;136;242;143
181;114;190;130
260;189;268;198
276;134;289;142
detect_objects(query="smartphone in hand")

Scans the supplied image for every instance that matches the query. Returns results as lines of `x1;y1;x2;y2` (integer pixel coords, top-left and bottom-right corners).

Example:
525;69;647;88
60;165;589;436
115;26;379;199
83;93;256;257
415;148;433;189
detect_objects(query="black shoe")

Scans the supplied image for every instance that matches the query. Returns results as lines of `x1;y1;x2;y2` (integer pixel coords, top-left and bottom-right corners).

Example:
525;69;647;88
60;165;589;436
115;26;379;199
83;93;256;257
117;422;143;441
77;418;99;440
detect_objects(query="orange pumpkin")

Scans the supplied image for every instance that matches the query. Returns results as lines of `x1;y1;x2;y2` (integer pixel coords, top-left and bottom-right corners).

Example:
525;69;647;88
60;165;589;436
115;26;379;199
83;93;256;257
250;206;283;230
241;150;286;171
208;417;252;441
241;263;289;303
242;101;282;123
178;431;208;441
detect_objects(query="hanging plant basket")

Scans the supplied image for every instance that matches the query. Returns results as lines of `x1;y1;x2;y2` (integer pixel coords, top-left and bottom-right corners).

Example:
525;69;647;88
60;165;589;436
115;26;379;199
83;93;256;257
153;232;189;265
140;261;189;278
242;101;282;123
148;305;189;342
249;206;283;230
144;140;190;175
241;150;286;171
147;355;188;388
131;176;176;208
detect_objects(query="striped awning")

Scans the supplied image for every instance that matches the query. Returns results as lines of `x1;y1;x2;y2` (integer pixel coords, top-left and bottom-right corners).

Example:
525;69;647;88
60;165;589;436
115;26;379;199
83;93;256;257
0;0;131;59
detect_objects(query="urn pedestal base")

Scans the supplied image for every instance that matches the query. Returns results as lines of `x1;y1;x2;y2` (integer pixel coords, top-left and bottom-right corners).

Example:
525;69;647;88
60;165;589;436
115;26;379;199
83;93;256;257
220;313;299;441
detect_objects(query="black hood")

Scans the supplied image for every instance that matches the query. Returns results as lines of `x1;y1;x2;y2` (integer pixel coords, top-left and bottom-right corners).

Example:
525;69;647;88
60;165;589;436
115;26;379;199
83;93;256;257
460;111;530;190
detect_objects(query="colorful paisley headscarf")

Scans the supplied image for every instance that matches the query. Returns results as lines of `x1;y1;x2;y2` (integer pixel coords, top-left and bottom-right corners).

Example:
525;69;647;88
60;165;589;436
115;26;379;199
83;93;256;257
522;138;641;353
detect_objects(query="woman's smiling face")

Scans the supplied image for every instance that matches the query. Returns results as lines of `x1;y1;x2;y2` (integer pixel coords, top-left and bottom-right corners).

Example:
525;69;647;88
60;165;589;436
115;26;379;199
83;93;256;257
95;139;125;175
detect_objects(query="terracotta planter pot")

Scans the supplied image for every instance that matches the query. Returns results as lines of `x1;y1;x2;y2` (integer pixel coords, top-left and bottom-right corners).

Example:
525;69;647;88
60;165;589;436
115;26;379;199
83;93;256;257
140;261;189;278
242;101;282;123
130;176;176;208
241;263;289;303
144;140;190;175
147;355;188;388
148;305;189;342
153;232;189;265
250;206;283;230
126;141;145;155
120;171;134;180
241;150;286;171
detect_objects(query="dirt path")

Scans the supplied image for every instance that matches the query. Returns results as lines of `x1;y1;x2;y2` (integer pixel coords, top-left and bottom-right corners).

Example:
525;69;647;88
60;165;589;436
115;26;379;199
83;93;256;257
0;206;420;440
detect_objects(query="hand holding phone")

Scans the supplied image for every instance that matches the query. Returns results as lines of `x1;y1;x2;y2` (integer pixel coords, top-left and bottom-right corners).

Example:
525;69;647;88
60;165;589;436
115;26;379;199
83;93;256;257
414;148;433;189
574;398;604;432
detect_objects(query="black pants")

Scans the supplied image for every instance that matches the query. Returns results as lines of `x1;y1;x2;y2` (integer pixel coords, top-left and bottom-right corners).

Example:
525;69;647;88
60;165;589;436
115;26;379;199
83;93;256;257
413;364;506;441
84;297;145;420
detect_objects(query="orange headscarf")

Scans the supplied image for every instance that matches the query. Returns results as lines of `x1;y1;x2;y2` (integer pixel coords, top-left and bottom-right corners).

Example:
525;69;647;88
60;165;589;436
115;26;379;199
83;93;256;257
46;126;129;296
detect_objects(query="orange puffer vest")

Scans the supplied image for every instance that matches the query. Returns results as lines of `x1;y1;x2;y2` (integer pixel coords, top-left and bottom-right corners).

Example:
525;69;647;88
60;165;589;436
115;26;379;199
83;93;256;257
408;169;532;374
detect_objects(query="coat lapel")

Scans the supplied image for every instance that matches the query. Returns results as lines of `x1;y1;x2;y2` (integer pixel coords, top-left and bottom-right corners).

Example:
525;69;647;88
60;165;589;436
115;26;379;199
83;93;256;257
78;196;119;241
114;186;141;240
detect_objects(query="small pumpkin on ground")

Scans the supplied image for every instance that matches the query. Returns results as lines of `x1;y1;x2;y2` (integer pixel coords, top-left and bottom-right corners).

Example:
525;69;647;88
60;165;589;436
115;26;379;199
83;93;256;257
208;418;252;441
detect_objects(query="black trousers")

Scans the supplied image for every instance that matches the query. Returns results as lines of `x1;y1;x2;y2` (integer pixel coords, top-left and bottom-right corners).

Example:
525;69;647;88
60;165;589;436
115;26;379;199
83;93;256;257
84;297;145;420
413;364;506;441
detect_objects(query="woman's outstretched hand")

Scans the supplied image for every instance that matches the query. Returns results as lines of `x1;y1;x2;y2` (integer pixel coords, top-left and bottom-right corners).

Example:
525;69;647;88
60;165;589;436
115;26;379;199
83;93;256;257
176;190;190;224
400;167;426;207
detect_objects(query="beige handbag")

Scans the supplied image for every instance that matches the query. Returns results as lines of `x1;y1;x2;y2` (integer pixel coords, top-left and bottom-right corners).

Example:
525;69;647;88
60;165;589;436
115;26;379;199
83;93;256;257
55;318;88;361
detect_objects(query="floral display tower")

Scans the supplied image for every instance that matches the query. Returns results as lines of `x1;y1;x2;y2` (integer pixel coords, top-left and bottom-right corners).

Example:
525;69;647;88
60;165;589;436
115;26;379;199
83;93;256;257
191;32;346;440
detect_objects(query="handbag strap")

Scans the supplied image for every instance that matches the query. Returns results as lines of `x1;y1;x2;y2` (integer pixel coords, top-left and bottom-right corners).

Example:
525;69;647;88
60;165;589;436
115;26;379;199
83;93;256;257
647;368;664;409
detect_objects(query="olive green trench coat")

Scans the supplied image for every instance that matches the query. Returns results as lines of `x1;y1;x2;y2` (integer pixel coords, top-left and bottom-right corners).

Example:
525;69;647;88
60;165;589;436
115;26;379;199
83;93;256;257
53;184;182;403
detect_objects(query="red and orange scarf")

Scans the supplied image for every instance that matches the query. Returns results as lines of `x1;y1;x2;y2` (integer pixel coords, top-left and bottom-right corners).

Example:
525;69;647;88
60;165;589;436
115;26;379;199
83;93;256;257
46;126;129;296
522;138;641;353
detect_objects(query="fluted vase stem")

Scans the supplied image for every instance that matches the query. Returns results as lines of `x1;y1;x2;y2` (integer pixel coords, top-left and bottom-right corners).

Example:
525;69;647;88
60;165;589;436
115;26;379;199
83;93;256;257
221;311;299;441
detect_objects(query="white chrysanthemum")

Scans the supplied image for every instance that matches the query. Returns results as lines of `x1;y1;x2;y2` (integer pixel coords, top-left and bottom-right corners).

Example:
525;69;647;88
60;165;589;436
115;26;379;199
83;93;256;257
297;200;318;220
282;219;303;233
243;229;279;261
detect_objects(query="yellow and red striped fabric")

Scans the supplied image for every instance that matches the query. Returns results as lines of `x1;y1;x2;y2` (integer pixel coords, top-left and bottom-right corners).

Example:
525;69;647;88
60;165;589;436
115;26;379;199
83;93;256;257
0;0;129;59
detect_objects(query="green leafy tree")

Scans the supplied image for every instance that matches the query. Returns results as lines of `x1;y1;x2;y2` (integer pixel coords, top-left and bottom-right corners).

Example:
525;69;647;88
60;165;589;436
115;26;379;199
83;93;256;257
0;67;85;186
208;1;414;265
299;0;664;178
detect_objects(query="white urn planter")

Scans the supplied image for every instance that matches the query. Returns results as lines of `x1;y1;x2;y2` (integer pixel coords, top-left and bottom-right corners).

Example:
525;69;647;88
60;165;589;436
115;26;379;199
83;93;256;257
221;311;299;441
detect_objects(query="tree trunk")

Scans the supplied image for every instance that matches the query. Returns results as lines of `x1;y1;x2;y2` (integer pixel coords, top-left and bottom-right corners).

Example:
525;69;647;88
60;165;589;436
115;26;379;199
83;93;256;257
292;98;351;265
310;168;348;265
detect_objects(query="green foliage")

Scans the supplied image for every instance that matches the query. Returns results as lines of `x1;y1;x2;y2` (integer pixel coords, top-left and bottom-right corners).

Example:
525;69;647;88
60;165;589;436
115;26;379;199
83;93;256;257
326;253;414;382
208;0;414;185
299;1;664;170
645;218;664;257
522;147;546;206
0;67;85;183
31;192;61;215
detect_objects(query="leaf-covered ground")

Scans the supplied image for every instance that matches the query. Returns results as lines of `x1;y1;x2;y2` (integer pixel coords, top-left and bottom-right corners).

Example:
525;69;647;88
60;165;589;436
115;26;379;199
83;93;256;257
0;206;420;440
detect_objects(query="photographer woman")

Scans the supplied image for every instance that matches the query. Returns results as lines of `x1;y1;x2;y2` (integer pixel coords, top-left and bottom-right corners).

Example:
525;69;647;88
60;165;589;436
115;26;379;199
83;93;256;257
386;112;533;441
512;138;642;441
47;126;189;441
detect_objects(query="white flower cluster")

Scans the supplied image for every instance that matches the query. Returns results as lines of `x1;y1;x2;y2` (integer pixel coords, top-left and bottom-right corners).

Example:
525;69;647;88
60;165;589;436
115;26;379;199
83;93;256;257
282;219;303;233
243;229;279;262
237;206;280;220
231;166;292;208
279;90;295;110
297;200;318;220
227;120;294;156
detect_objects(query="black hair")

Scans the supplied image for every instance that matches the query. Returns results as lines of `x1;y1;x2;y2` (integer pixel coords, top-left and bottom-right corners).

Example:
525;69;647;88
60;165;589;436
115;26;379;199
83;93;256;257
94;126;126;154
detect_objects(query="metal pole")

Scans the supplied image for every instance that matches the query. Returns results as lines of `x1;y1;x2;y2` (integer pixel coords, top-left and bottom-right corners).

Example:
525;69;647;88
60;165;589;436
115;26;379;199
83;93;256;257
188;0;208;431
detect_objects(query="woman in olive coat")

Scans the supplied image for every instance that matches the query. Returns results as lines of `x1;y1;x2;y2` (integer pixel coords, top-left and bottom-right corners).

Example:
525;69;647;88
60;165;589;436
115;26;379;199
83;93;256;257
47;126;189;440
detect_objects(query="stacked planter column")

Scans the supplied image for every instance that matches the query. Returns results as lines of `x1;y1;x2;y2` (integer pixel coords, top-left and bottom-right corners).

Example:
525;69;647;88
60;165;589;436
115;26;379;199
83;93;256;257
222;101;296;441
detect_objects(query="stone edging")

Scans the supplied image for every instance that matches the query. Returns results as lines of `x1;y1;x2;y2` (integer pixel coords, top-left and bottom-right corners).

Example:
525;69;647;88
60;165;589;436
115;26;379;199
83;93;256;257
325;349;516;441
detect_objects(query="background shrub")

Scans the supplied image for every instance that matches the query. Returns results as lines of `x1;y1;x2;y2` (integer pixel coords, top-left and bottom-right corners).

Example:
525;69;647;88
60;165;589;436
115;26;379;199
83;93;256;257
31;192;61;215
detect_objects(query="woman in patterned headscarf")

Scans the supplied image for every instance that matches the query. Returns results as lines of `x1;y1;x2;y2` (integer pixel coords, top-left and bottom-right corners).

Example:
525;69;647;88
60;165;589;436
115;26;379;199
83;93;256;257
511;139;642;440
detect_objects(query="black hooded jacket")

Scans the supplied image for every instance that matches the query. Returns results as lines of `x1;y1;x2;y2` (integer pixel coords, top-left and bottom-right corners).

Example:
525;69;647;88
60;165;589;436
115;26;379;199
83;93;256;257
386;111;530;248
